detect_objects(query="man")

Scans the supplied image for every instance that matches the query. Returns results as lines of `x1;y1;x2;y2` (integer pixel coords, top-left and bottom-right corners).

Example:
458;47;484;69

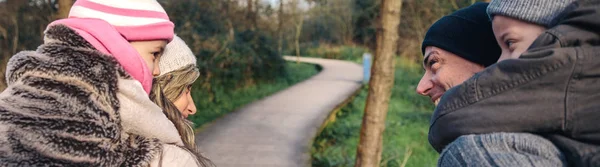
428;0;600;166
416;2;500;104
417;2;566;167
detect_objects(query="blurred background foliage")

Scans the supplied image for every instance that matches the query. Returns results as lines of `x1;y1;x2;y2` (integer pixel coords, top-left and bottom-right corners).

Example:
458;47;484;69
0;0;487;92
0;0;489;165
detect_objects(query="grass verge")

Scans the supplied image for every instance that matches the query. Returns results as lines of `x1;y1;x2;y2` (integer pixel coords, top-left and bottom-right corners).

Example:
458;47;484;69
311;58;438;167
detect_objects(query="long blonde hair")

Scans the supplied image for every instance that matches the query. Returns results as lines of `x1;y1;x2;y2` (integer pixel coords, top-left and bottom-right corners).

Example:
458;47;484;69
149;64;212;166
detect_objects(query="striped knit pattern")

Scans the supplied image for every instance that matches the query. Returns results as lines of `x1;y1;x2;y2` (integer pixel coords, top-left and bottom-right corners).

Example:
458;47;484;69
0;24;161;166
69;0;174;41
487;0;576;27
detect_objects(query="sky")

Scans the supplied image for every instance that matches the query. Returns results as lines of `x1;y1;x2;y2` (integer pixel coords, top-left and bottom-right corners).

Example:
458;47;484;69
263;0;310;9
265;0;278;5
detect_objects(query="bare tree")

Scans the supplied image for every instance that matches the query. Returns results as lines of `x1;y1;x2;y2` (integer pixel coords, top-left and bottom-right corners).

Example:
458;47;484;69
254;0;259;29
0;0;73;91
0;0;27;91
355;0;402;166
57;0;73;19
303;0;354;45
277;0;284;56
247;0;253;17
223;0;235;42
291;0;303;63
294;16;303;63
323;0;354;44
246;0;256;30
451;0;460;10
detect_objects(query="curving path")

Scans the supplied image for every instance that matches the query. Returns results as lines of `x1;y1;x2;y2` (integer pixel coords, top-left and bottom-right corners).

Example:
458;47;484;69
196;56;363;167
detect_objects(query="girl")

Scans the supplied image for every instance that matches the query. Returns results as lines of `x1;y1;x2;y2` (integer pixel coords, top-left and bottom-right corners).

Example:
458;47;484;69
0;0;202;166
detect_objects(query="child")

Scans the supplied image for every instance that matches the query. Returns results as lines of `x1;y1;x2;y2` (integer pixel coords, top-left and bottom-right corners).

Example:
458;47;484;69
429;0;600;166
487;0;576;61
0;0;203;166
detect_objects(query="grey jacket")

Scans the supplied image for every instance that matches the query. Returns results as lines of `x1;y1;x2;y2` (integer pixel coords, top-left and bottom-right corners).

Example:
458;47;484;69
0;24;161;166
429;0;600;166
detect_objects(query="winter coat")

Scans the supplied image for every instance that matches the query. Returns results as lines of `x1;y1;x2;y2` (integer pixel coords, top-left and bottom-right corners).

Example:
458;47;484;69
0;24;199;167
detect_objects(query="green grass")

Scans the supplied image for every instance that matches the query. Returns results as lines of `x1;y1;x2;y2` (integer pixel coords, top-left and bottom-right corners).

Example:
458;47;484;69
311;58;438;167
190;62;320;129
303;45;370;63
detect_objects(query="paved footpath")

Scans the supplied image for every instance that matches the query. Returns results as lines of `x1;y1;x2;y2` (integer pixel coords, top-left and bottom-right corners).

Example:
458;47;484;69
196;56;363;167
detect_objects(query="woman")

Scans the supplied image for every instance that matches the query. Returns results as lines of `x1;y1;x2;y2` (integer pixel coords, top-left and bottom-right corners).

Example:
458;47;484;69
150;35;212;166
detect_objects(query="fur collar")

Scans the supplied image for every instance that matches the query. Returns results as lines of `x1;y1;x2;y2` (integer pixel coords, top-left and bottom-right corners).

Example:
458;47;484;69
0;24;162;166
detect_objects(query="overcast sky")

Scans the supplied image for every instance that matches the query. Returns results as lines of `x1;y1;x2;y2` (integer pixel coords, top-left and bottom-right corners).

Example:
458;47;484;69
263;0;310;9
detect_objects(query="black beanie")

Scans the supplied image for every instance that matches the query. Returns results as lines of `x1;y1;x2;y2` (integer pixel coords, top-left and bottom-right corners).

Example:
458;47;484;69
421;2;501;67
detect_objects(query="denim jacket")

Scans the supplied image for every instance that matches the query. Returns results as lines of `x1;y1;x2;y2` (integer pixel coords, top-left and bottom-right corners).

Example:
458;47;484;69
429;0;600;166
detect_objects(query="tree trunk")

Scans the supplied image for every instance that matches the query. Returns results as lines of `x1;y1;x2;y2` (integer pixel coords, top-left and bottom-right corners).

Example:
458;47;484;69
450;0;460;10
1;0;25;92
247;0;253;16
294;16;303;64
253;0;259;29
0;52;9;91
225;0;234;41
292;0;302;63
6;0;26;8
10;15;18;55
57;0;73;19
354;0;402;166
277;0;284;56
247;0;254;30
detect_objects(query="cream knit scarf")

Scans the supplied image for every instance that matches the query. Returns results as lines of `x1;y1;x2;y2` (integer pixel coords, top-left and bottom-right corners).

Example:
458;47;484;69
117;78;184;146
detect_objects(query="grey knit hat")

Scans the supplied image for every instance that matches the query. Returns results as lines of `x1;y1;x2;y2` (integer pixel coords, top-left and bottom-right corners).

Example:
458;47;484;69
487;0;576;27
159;35;197;76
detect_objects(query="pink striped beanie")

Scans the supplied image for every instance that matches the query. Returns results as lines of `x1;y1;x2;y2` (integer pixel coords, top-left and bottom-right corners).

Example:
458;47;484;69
69;0;174;42
49;0;175;94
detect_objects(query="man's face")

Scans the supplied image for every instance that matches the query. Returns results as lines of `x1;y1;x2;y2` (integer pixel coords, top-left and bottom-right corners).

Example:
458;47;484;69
416;46;485;106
